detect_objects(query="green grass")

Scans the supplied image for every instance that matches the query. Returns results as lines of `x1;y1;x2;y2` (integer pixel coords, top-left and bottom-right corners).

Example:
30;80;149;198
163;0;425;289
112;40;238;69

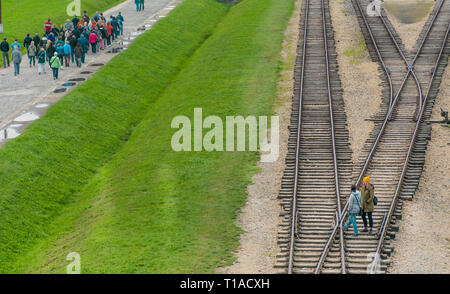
344;38;367;65
0;0;230;273
384;1;434;24
0;0;126;66
2;0;295;273
15;0;295;273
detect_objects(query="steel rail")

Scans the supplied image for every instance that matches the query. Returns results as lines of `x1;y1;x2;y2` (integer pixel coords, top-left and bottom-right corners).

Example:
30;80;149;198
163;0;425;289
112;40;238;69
378;9;423;116
287;0;344;274
321;0;346;274
314;0;445;274
313;0;395;273
378;0;446;120
287;0;309;275
369;23;450;274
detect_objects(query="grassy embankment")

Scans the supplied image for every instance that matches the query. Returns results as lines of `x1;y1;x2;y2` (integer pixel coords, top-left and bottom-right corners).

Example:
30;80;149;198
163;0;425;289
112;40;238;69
3;0;295;273
0;0;125;66
0;0;230;273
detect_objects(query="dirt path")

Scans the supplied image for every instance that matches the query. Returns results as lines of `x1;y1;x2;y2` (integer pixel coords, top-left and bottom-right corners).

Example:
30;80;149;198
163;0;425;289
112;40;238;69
388;56;450;274
215;0;301;274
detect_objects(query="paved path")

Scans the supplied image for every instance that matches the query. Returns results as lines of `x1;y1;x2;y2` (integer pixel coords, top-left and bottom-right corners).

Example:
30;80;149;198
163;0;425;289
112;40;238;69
0;0;178;128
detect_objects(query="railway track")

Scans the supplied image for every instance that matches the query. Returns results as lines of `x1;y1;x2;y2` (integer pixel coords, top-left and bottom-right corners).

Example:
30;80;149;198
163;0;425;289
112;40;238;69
276;0;450;274
275;0;353;274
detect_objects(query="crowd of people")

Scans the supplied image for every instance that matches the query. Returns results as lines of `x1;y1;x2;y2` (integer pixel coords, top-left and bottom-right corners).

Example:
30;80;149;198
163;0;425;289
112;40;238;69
1;10;125;80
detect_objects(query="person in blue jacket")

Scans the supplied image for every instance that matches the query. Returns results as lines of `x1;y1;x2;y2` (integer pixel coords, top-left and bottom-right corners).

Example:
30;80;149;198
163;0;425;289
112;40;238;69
344;185;362;236
11;39;21;51
63;41;72;67
55;42;65;69
140;0;145;11
77;34;89;64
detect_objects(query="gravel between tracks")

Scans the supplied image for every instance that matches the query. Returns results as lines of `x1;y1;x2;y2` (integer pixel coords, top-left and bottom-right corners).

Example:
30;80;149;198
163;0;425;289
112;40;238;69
215;0;301;274
388;56;450;274
330;0;382;166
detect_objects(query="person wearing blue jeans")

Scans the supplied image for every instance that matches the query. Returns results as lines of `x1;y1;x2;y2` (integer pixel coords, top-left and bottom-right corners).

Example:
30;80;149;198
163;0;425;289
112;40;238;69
135;0;140;11
344;185;362;236
11;48;22;76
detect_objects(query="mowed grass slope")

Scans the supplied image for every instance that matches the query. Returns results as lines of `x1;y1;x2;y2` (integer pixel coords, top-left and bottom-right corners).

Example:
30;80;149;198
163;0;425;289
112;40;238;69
15;0;295;273
0;0;229;273
0;0;125;66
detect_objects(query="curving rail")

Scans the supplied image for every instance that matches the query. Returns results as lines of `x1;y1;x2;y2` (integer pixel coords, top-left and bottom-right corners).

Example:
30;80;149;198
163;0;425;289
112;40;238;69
313;0;448;274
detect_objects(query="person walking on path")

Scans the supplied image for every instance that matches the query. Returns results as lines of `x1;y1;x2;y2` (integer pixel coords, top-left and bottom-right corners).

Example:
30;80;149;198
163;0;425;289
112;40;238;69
56;41;65;69
111;16;119;40
69;35;78;63
82;11;90;24
12;48;22;76
72;15;80;28
33;33;41;48
65;19;74;31
37;47;46;75
46;41;56;64
135;0;140;12
44;18;52;36
117;12;124;36
28;41;37;67
140;0;145;11
74;43;83;68
89;31;98;54
49;52;61;80
77;34;89;63
1;37;10;68
11;40;21;52
117;15;123;36
99;25;107;50
51;24;60;37
63;41;72;67
105;22;113;46
24;34;33;57
360;176;375;234
344;185;362;236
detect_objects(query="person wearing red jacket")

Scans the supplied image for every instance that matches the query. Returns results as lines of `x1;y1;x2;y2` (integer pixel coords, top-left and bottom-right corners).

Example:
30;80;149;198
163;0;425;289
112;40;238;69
44;18;52;36
105;22;113;46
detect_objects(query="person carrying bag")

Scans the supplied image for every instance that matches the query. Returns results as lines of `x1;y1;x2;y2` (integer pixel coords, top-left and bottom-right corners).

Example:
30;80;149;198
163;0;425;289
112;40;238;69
360;176;375;234
344;185;362;236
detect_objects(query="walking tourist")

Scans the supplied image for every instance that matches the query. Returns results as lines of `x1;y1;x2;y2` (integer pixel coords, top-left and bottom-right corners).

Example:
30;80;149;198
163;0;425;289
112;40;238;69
1;37;10;68
360;177;375;234
28;41;37;67
37;47;46;75
50;52;61;80
344;185;362;236
12;48;22;76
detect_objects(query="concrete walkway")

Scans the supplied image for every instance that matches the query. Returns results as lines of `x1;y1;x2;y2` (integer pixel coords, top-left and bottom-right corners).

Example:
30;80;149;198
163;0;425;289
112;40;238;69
0;0;180;133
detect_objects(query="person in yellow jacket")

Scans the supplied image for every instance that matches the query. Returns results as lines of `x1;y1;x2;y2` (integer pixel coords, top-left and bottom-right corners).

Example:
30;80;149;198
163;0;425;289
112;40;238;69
360;176;375;234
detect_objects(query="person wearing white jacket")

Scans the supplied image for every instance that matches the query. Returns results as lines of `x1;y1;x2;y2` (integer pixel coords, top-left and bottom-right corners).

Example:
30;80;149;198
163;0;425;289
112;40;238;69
344;185;362;236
